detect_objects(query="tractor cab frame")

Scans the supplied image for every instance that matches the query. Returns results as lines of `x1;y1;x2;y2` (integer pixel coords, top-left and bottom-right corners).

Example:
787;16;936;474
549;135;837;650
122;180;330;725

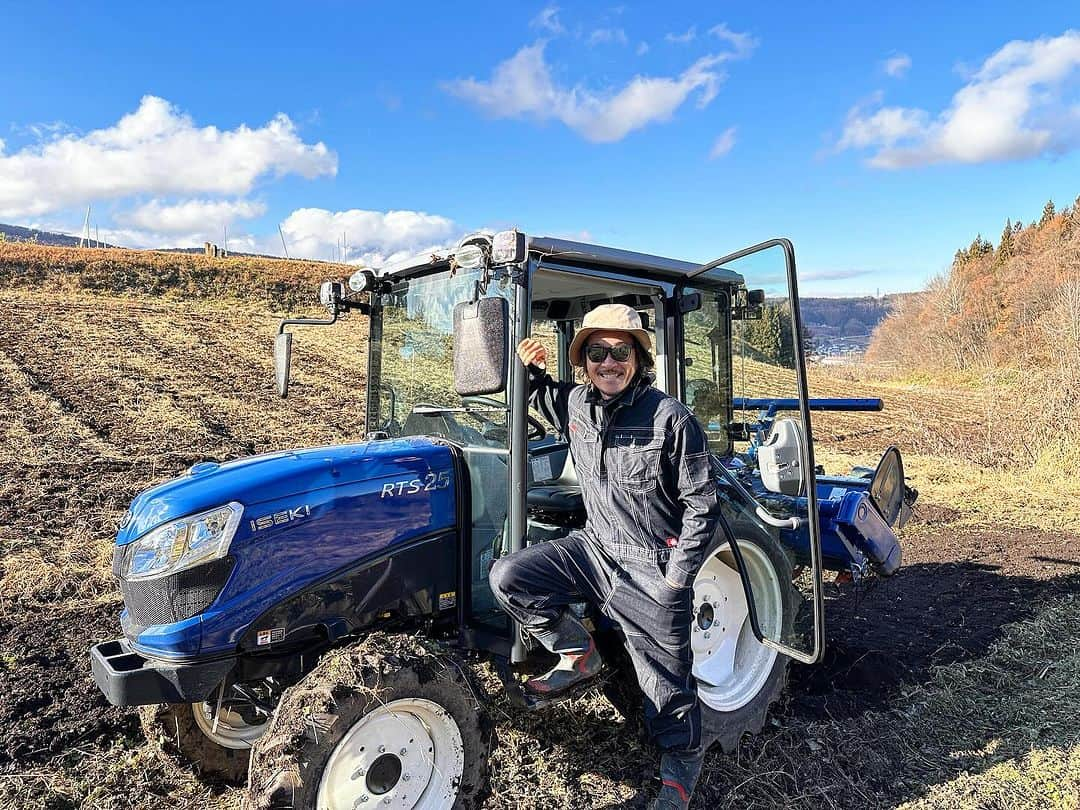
277;231;828;667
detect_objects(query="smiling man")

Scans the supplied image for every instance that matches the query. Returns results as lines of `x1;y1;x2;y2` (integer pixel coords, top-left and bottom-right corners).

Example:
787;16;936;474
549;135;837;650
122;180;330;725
489;303;721;809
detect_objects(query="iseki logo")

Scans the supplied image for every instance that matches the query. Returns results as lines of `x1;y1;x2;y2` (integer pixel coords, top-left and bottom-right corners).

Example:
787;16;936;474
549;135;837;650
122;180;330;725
249;504;311;532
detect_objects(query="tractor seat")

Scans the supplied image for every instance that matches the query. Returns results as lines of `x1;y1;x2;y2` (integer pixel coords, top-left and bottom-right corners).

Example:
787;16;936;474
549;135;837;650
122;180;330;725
526;484;584;514
526;448;586;527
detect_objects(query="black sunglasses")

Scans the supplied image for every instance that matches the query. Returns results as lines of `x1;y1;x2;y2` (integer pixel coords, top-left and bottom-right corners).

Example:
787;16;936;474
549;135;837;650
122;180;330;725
585;343;634;363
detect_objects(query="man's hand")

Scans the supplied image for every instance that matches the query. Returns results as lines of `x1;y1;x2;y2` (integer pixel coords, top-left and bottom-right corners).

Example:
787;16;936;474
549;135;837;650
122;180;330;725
516;338;548;369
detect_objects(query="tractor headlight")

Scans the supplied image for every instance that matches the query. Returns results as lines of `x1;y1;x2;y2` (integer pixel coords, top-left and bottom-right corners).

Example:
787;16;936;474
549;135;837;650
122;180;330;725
125;502;243;581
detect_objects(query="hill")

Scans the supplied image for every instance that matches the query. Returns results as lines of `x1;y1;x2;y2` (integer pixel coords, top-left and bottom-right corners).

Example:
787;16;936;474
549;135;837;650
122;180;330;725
0;221;291;258
0;221;112;248
868;196;1080;470
801;294;910;355
0;241;353;311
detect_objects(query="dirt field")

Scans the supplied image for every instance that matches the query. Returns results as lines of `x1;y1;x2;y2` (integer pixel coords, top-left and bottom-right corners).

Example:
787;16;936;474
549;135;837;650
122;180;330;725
1;284;1077;809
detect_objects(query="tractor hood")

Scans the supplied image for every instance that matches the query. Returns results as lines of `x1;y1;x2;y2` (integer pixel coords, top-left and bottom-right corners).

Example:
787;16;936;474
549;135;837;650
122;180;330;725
117;437;450;544
113;435;460;659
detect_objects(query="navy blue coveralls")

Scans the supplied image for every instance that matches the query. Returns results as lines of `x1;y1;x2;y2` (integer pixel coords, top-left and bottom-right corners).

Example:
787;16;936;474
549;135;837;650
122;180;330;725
490;366;721;753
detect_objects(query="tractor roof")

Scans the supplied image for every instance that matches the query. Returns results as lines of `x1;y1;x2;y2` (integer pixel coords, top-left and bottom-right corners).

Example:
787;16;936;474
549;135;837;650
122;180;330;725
371;232;743;287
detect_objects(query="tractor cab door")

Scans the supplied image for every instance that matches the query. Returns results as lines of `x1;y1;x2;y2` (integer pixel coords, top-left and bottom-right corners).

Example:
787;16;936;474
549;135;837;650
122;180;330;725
679;240;825;664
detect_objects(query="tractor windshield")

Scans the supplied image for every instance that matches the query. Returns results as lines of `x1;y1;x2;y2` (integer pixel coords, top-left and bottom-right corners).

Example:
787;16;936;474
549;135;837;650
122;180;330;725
366;266;514;446
366;264;516;633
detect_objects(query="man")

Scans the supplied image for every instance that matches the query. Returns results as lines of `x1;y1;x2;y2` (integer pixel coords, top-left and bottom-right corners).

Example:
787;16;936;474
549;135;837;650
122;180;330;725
489;303;721;810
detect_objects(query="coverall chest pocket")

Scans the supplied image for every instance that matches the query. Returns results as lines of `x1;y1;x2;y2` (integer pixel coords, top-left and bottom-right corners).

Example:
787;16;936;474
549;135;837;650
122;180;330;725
609;429;664;492
570;421;601;479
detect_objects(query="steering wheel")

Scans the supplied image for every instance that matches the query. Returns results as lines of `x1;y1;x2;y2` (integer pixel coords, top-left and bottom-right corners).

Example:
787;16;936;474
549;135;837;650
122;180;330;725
462;396;547;441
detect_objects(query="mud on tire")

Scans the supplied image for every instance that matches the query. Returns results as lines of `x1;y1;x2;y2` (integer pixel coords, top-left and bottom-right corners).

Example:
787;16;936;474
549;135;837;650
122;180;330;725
244;633;491;810
139;702;252;785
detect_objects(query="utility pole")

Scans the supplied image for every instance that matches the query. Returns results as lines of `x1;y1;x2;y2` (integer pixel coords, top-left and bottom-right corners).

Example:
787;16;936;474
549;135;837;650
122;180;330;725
80;205;92;247
278;224;290;259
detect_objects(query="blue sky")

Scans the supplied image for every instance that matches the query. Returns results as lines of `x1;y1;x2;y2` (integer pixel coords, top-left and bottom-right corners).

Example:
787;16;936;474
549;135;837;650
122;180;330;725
0;2;1077;295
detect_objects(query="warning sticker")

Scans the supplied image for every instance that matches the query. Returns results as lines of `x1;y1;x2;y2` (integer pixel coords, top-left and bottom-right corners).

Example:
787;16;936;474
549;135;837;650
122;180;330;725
439;591;457;611
530;454;553;482
256;627;286;645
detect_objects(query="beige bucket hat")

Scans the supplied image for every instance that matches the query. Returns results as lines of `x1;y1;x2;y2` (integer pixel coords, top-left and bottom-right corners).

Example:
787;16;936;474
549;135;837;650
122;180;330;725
568;303;653;367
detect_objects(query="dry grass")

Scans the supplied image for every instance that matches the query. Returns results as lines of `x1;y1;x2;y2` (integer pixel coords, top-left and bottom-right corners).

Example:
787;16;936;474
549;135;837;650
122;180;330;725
0;242;354;311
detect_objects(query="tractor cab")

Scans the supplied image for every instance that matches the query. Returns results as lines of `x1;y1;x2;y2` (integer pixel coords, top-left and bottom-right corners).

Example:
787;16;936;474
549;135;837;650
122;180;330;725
276;232;831;666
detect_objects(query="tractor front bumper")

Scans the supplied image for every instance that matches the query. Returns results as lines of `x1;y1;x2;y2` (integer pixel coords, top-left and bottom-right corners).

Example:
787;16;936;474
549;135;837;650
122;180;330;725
90;638;234;706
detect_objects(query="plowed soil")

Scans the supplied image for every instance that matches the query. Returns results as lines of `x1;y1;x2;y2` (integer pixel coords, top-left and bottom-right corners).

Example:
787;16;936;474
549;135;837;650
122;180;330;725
1;285;1077;809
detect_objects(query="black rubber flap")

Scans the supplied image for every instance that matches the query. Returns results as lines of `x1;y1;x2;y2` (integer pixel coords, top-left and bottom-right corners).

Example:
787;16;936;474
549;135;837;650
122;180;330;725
869;446;905;527
453;297;508;396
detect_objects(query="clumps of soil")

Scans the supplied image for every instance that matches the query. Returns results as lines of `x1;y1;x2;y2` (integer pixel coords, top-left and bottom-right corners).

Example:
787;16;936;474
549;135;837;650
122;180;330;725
789;515;1080;722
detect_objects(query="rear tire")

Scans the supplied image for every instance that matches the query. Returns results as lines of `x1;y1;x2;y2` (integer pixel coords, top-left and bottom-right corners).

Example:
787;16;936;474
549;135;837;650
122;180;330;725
597;531;796;754
695;531;795;753
244;633;491;810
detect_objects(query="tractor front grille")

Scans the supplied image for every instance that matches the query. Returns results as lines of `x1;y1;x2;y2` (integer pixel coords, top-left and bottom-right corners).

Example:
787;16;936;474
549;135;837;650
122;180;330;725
114;548;235;626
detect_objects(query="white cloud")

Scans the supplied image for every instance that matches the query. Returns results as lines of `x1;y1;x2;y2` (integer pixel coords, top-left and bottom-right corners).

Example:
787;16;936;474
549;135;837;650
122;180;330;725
837;30;1080;168
709;126;737;158
279;207;458;264
636;41;649;56
707;23;758;58
0;95;337;219
443;43;731;143
665;26;696;44
838;98;928;149
588;28;628;47
531;5;564;35
802;268;873;282
883;53;912;78
120;198;267;234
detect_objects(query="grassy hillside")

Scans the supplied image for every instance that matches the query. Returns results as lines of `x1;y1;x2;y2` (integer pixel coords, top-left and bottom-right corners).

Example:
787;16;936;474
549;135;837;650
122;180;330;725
0;242;354;312
868;198;1080;474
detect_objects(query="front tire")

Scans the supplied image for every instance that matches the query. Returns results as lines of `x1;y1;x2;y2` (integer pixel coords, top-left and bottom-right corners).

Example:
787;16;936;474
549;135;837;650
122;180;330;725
245;633;491;810
140;699;266;784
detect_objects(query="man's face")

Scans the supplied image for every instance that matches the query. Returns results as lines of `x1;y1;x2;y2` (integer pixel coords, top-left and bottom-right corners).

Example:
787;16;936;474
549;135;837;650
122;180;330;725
584;330;639;399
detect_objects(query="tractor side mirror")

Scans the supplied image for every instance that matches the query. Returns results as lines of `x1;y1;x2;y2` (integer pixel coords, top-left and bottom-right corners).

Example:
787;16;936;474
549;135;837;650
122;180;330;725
453;297;509;396
274;332;292;397
731;287;765;320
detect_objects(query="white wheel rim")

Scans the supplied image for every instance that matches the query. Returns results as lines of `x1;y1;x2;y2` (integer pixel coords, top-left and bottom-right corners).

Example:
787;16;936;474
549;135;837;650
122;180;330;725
692;541;782;712
316;698;465;810
192;701;268;750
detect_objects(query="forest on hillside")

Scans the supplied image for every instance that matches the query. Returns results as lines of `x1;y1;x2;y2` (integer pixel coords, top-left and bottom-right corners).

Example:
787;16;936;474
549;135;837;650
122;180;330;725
868;197;1080;467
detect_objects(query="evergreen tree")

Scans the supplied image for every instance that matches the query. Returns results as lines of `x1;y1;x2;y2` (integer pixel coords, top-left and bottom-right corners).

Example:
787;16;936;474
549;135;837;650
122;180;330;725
997;219;1014;260
975;235;993;256
1039;199;1056;227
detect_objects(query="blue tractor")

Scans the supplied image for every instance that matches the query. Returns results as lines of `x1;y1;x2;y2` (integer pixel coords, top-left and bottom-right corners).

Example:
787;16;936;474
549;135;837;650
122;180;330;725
90;233;915;809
